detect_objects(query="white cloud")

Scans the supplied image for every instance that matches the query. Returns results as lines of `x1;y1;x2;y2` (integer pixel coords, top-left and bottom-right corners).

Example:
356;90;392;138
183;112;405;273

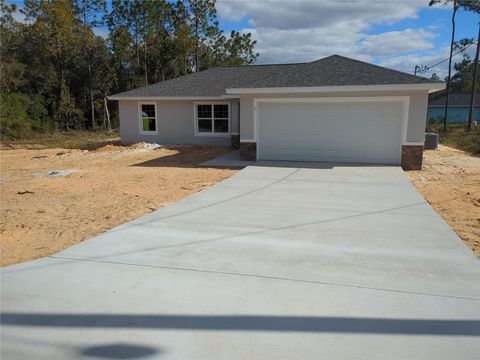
217;0;442;76
218;0;424;29
357;29;436;58
380;49;451;78
240;25;439;71
380;44;477;79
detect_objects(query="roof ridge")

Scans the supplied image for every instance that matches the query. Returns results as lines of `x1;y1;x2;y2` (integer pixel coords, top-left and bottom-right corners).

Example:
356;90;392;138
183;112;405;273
219;62;308;68
321;54;440;83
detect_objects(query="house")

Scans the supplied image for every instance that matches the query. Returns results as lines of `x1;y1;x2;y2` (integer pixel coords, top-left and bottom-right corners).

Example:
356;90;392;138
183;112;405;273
108;55;444;170
427;93;480;124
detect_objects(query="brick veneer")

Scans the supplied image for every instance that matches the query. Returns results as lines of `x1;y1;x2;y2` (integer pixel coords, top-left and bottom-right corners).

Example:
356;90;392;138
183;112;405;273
240;142;256;160
401;145;423;170
230;134;240;149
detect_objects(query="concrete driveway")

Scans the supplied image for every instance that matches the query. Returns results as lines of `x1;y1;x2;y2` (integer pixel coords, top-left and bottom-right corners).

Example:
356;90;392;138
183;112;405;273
1;163;479;359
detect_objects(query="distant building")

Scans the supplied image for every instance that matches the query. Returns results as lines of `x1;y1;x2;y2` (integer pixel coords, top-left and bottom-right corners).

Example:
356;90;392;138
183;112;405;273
427;93;480;123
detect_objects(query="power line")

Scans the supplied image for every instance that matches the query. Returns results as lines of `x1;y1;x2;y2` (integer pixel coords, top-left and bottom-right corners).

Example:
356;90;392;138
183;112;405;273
414;41;477;75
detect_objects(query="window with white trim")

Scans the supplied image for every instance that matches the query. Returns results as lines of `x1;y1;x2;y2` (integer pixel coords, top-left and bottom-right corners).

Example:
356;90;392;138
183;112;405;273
196;103;229;135
139;103;157;134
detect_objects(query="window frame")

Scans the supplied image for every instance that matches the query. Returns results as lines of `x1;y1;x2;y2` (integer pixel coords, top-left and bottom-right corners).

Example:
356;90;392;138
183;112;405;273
138;102;158;135
193;101;230;137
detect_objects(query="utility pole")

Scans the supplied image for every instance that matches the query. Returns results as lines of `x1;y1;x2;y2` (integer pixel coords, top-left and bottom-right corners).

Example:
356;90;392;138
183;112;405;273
444;2;459;132
467;23;479;132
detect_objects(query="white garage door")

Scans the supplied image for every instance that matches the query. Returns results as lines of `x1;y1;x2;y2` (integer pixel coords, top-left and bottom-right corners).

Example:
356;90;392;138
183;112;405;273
257;99;405;164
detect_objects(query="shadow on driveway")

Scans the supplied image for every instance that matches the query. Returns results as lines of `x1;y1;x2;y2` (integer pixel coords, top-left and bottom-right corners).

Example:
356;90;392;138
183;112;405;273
2;313;479;336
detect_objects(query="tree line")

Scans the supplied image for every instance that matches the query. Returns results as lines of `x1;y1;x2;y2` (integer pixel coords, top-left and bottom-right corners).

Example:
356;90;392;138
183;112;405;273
0;0;258;138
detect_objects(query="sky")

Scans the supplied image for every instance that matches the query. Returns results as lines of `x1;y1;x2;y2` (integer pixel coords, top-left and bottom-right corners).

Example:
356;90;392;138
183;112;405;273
7;0;480;78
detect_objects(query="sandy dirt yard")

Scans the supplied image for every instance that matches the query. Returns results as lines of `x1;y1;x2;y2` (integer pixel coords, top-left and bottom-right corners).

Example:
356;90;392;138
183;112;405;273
406;145;480;257
0;144;236;266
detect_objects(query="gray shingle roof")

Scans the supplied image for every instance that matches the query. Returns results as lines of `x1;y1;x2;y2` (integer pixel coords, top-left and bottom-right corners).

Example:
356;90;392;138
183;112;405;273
111;55;443;98
429;93;479;106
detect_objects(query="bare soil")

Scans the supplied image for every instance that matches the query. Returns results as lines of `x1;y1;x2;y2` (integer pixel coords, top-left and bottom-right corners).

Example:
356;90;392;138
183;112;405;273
0;144;237;266
406;145;480;257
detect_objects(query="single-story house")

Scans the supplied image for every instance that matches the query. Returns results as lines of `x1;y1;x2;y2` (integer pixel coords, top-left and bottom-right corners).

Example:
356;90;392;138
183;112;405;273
427;93;480;124
109;55;444;170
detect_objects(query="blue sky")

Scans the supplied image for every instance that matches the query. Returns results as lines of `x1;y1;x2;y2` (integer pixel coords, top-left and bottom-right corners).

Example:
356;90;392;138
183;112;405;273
7;0;479;77
216;0;479;77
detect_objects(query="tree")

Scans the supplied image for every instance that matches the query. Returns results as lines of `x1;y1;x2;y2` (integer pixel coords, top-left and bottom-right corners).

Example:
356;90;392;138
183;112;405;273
467;24;479;131
107;0;148;89
429;0;480;130
170;0;195;76
223;31;258;65
1;0;258;138
186;0;218;71
22;0;89;130
430;73;440;81
73;0;107;129
451;54;479;92
0;1;26;94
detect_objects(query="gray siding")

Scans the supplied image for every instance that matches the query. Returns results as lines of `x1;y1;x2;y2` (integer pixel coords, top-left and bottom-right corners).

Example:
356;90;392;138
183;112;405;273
239;90;429;143
119;99;239;145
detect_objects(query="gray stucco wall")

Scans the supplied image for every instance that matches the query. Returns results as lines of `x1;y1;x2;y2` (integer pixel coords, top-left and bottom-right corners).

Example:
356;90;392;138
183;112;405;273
239;90;429;143
118;91;428;146
119;99;239;145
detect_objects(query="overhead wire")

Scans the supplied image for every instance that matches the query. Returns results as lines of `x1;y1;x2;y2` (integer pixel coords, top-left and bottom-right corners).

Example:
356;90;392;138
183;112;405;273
416;41;477;74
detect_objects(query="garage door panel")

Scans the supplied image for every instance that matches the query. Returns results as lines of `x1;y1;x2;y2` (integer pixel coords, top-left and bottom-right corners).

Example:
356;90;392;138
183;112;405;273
258;101;403;164
260;145;398;163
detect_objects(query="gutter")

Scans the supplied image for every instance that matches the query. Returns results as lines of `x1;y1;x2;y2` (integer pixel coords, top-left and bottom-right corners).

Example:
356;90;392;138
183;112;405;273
107;95;240;101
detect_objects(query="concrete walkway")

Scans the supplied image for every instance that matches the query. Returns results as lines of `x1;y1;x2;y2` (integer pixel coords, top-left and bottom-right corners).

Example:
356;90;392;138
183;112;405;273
2;164;479;359
199;149;254;167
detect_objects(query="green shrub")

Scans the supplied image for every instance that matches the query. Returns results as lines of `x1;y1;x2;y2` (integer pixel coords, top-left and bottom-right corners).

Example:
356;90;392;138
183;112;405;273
0;92;33;138
0;92;52;139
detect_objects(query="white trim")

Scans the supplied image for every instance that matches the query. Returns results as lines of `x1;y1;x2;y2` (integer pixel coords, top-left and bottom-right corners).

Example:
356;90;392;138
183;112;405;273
109;95;239;101
253;97;410;104
400;98;410;162
193;101;231;137
240;139;256;143
253;96;411;162
403;141;424;146
227;83;445;95
138;101;158;135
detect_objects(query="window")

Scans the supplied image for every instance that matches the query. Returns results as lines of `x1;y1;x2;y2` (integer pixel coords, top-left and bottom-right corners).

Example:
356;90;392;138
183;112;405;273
195;103;229;135
139;103;157;134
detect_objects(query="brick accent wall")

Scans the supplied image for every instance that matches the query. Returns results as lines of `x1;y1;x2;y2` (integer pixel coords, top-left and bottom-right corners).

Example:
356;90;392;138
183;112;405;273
230;134;240;149
401;145;423;170
240;142;256;160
